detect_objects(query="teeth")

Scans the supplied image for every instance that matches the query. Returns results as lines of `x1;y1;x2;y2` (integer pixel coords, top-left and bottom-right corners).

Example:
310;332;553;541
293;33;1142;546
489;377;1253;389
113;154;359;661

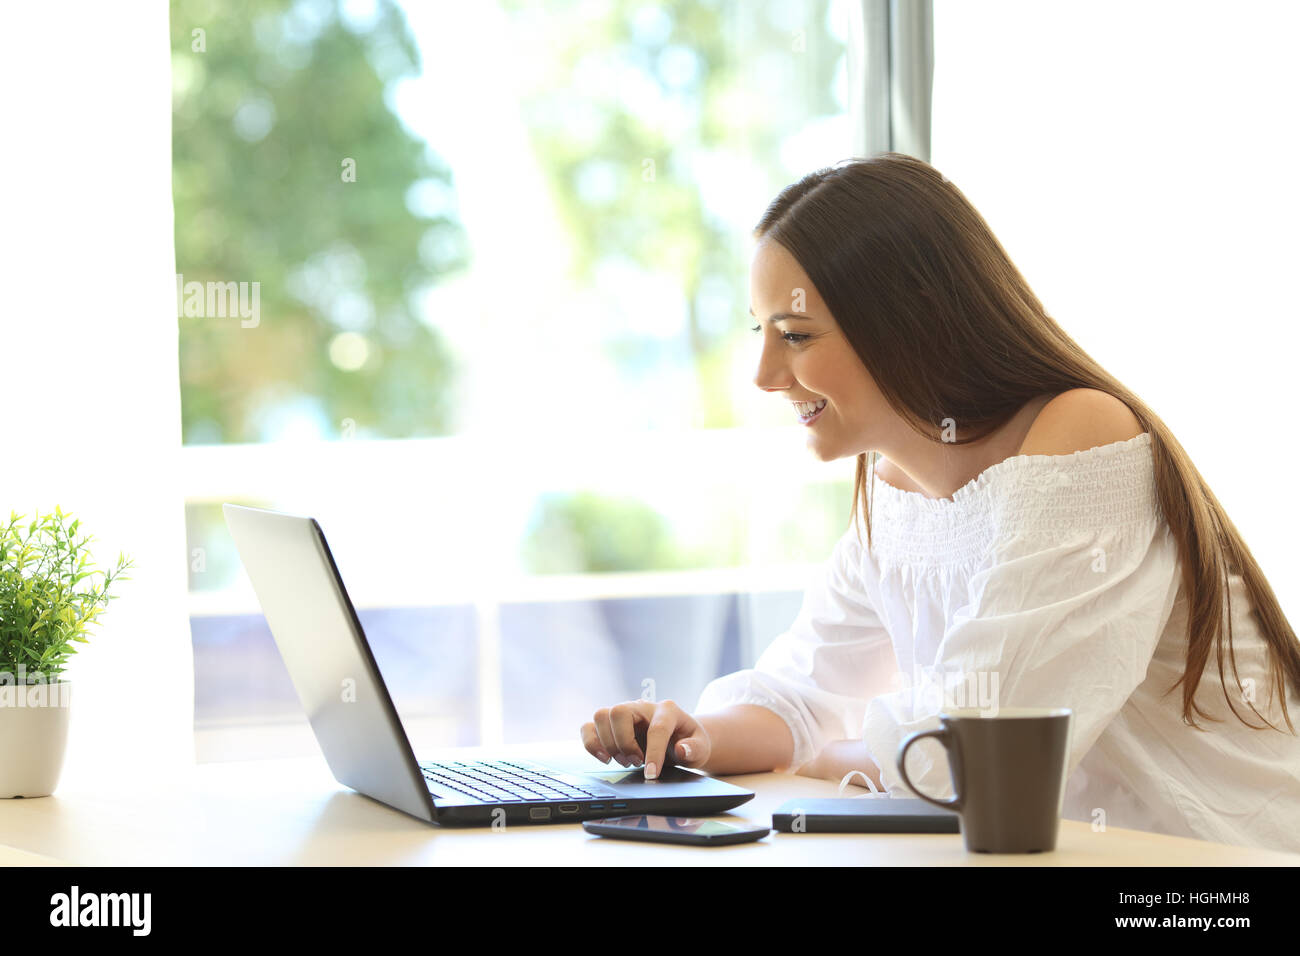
796;399;827;417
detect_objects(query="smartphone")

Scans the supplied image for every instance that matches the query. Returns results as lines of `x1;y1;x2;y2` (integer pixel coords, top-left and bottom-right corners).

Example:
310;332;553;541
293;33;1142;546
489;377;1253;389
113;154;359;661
582;814;770;846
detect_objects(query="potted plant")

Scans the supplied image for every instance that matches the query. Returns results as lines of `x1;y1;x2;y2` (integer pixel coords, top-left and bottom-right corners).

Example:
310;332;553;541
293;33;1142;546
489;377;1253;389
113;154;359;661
0;507;131;797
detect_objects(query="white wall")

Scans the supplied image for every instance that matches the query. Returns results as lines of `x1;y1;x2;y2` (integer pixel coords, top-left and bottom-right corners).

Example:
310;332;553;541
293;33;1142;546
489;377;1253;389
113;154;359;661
1;2;194;780
931;0;1300;620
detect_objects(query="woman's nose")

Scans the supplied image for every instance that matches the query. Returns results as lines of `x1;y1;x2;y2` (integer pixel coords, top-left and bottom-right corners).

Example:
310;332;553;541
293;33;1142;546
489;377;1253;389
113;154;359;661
753;348;791;392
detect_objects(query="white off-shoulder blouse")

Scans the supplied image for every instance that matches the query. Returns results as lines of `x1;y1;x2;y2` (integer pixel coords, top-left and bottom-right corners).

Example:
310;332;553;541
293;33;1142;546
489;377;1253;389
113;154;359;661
697;432;1300;852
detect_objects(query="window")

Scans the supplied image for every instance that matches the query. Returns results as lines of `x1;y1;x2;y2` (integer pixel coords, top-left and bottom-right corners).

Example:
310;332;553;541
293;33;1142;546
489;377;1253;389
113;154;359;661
173;0;858;760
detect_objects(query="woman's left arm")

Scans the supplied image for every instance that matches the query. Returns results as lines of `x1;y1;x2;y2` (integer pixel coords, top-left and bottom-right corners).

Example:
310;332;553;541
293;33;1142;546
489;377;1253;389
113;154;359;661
797;738;884;790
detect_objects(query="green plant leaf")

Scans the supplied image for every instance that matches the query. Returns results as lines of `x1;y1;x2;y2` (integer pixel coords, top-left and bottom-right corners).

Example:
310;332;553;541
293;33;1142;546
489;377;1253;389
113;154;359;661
0;511;128;667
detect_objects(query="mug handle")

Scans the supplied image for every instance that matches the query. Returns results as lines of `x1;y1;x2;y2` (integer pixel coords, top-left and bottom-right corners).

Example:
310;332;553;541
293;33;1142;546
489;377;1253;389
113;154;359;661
897;728;963;813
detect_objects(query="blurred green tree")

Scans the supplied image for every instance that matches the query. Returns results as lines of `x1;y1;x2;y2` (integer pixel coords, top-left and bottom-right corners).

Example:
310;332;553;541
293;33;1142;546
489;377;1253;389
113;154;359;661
498;0;845;429
521;492;680;574
171;0;467;443
503;0;847;571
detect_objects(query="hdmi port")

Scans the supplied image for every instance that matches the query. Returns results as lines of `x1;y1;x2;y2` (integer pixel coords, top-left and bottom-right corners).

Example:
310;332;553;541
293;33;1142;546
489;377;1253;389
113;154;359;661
559;804;579;814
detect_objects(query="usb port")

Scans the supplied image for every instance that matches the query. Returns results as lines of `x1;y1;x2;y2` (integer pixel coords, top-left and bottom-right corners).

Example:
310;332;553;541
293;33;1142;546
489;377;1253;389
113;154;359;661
611;802;628;810
559;804;579;814
588;804;604;811
529;807;551;820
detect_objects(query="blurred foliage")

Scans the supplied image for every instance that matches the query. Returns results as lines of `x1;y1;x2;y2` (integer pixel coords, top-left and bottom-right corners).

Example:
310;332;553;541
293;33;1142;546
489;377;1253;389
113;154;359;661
521;478;853;573
498;0;845;429
769;478;855;564
171;0;851;575
500;0;849;571
185;500;269;592
521;492;681;573
171;0;466;443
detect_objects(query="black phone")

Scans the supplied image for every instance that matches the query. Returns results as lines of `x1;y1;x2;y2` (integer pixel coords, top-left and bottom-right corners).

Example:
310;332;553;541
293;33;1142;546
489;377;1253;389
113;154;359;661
582;814;770;846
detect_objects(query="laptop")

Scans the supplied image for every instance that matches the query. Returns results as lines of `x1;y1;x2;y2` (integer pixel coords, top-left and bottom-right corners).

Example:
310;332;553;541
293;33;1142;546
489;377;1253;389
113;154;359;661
222;504;755;826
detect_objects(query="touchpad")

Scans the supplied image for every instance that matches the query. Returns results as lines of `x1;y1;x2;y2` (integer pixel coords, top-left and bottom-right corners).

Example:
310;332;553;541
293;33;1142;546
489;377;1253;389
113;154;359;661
588;765;700;785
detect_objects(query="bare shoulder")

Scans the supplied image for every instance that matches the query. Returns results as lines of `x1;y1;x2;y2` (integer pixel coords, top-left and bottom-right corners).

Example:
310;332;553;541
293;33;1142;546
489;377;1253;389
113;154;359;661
1016;388;1144;457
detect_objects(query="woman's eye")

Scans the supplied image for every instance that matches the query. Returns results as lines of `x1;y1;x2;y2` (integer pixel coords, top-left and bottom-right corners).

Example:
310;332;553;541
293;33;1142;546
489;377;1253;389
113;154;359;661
750;324;807;344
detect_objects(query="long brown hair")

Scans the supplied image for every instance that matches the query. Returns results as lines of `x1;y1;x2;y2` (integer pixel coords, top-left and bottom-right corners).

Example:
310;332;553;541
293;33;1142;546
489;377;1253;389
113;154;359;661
754;152;1300;733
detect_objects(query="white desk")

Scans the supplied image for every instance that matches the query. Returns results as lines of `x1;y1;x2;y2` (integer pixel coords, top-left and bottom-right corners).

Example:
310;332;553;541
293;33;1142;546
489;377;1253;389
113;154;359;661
2;740;1296;866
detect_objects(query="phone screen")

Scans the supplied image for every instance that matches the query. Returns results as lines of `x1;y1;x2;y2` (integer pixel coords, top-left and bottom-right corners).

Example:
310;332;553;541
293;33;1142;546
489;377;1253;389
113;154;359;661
594;815;758;836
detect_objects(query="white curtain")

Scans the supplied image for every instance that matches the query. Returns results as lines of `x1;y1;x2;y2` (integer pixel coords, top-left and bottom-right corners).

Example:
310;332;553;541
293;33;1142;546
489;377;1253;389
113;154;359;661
1;3;194;779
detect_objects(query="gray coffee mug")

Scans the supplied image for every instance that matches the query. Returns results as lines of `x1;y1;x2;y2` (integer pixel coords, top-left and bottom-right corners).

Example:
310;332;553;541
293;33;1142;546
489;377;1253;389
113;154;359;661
896;707;1073;853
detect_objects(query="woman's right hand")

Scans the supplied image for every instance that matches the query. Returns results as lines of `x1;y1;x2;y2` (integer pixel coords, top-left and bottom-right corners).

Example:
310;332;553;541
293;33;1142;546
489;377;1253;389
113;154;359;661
580;699;712;780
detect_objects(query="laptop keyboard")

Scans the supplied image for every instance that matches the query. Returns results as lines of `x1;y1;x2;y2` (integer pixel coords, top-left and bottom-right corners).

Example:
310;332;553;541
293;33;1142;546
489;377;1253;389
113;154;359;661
419;759;620;803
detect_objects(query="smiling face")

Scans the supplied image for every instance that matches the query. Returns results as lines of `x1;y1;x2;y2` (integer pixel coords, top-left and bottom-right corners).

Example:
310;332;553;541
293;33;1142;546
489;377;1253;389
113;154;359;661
750;236;893;462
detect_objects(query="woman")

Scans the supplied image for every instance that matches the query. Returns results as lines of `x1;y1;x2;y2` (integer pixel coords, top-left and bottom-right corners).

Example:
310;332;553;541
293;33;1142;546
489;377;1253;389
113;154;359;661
579;153;1300;851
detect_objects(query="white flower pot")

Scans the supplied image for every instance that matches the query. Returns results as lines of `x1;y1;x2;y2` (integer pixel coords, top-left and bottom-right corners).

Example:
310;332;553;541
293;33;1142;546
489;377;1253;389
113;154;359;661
0;680;72;798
